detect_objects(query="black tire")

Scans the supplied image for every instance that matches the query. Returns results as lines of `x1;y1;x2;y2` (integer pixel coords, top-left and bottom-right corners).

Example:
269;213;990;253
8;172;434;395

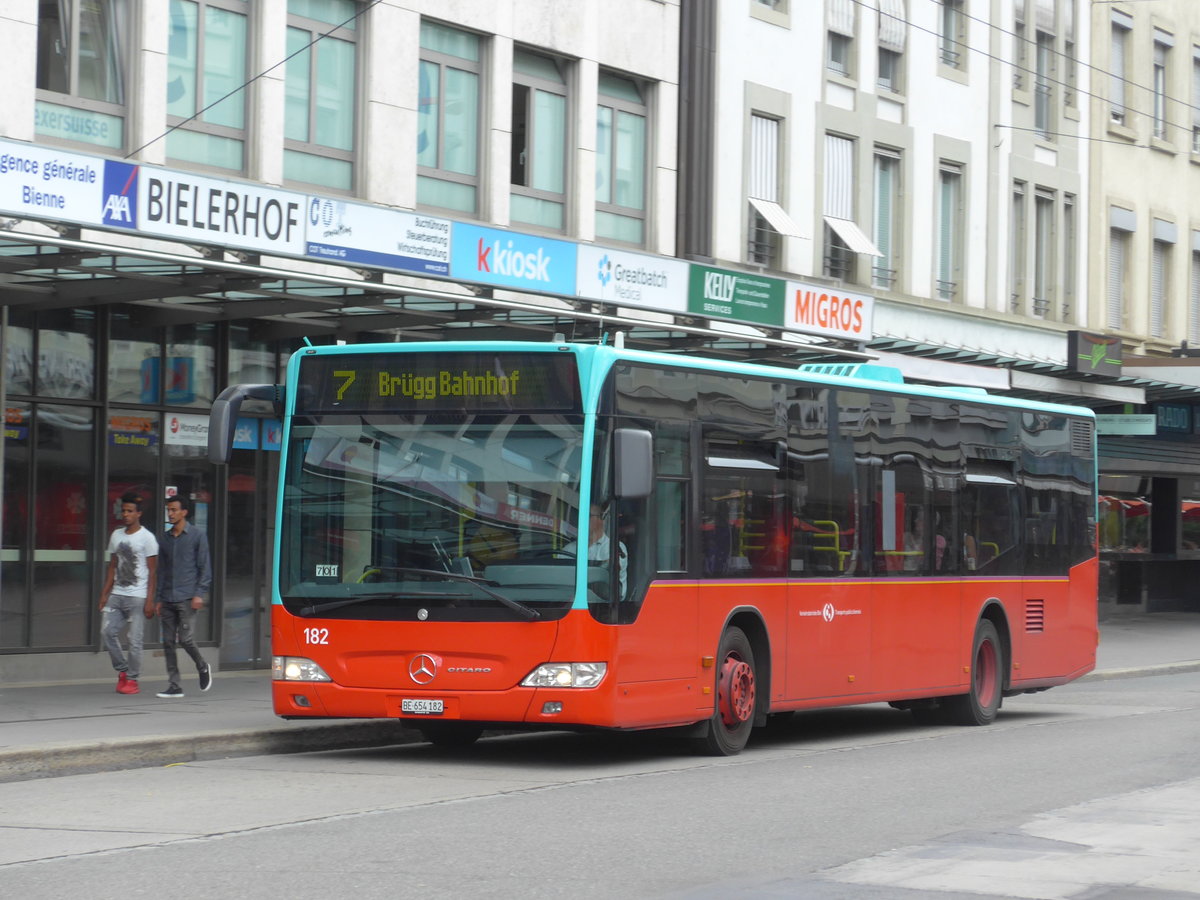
698;626;757;756
418;722;484;749
942;619;1004;726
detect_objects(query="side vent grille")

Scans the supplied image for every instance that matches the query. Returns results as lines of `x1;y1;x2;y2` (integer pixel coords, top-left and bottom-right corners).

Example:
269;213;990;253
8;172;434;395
1071;420;1094;455
1025;598;1045;633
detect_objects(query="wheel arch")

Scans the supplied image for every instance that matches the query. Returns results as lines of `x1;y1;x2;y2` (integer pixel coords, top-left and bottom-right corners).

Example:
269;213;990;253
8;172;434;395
722;606;772;726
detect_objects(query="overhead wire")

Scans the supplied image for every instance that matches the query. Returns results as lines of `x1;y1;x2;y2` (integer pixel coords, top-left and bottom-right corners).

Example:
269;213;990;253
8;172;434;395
126;0;386;160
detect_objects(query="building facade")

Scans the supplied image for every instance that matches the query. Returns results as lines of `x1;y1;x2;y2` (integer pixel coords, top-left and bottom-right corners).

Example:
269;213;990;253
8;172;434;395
0;0;683;681
4;0;1200;684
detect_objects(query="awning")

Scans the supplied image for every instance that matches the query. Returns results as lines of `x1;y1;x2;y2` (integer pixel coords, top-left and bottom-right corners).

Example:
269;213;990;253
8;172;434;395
749;197;806;240
824;216;883;257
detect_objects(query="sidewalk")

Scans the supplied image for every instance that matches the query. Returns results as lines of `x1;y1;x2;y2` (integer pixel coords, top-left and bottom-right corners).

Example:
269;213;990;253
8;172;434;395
2;613;1198;783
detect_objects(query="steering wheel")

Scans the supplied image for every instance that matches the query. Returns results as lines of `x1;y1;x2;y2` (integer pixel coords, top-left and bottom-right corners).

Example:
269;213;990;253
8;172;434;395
526;549;576;560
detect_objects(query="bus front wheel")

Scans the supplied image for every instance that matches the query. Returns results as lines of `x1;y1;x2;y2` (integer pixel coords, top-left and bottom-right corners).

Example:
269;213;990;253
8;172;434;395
943;619;1004;726
698;626;757;756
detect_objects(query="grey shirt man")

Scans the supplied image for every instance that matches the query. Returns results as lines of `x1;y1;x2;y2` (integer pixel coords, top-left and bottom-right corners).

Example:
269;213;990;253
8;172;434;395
156;520;212;605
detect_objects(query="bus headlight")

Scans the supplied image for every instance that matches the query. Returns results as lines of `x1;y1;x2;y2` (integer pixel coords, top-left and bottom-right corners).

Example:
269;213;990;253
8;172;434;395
273;656;332;682
521;662;607;688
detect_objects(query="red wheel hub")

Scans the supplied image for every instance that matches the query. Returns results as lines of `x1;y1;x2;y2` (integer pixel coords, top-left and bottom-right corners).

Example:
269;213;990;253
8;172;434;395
717;654;755;727
975;639;998;708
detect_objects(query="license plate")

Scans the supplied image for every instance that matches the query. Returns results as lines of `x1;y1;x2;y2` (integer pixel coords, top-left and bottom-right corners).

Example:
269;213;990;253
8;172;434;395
401;698;444;715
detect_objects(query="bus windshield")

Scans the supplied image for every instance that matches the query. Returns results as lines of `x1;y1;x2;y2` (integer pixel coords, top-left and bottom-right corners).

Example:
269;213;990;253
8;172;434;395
279;412;586;622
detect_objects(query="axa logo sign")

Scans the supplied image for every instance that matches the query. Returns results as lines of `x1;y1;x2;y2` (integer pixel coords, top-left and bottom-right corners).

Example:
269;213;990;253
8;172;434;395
451;224;576;295
101;160;138;229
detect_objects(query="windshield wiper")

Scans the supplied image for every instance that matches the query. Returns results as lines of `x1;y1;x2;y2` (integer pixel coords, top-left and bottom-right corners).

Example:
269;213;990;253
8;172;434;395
301;567;541;621
295;591;469;617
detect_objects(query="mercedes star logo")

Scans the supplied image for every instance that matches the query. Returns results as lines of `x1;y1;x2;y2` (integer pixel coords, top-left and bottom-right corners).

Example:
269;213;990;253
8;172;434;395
409;654;437;684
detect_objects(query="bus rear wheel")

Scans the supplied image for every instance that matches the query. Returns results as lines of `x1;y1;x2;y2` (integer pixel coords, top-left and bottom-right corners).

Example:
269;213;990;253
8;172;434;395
698;626;757;756
942;619;1004;726
418;722;484;749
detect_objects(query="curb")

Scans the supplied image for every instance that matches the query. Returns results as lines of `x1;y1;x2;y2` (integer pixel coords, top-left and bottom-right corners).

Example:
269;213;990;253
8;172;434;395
4;662;1198;783
0;720;425;783
1078;660;1200;682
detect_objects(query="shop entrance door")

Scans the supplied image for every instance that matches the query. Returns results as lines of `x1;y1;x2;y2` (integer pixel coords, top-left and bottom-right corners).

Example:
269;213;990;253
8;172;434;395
220;448;273;668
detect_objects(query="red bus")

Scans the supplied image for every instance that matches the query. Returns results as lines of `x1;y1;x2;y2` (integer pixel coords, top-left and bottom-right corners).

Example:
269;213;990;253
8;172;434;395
210;341;1098;754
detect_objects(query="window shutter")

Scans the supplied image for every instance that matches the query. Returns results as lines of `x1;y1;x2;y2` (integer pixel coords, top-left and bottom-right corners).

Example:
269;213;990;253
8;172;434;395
1151;242;1167;338
1191;249;1200;344
877;0;906;53
1035;0;1055;34
1110;26;1126;118
828;0;855;37
824;135;854;218
750;115;779;201
1107;230;1125;329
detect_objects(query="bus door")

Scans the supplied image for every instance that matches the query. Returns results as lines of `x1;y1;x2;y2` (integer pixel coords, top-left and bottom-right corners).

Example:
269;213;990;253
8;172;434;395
783;393;872;702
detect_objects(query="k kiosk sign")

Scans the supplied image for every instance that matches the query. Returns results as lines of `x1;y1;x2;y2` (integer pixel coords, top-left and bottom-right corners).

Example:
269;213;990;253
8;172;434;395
451;223;578;295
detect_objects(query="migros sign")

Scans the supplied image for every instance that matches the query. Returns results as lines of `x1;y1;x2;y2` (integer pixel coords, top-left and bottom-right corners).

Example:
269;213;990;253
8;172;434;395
785;282;874;341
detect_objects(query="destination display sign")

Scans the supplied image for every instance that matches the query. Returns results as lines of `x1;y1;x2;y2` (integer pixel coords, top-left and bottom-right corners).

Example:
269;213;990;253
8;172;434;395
295;352;581;414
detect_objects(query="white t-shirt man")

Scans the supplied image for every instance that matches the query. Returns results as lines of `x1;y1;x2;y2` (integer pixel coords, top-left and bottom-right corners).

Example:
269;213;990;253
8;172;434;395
107;525;160;597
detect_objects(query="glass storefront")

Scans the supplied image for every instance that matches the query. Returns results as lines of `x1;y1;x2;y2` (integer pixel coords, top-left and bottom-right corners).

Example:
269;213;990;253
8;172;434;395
1;309;285;666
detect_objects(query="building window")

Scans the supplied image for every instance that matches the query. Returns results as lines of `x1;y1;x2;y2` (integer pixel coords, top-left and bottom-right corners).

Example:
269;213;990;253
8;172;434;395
418;21;481;215
284;0;358;191
1010;181;1026;312
824;135;855;280
1035;31;1055;139
35;0;129;150
1151;221;1176;340
596;72;648;245
1107;216;1132;331
823;134;882;283
827;0;855;78
936;161;964;301
1013;1;1027;90
1110;16;1130;124
1190;245;1200;346
939;0;964;70
166;0;248;173
1192;49;1200;152
1032;189;1055;318
511;49;569;231
746;114;803;269
1153;34;1172;141
1064;40;1077;109
1063;194;1076;320
872;149;900;289
876;0;905;93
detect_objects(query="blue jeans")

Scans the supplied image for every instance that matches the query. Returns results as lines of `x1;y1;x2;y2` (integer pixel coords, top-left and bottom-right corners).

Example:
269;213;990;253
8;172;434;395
102;594;145;679
160;602;207;689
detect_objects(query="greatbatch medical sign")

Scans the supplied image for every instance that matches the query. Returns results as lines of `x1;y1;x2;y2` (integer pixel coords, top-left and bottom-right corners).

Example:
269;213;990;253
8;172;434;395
0;136;878;343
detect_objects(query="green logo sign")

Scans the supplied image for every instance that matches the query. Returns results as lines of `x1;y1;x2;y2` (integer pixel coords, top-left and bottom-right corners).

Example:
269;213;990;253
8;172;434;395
687;265;785;328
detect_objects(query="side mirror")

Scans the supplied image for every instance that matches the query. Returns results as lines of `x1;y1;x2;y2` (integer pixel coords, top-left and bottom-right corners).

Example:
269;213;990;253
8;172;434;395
614;428;653;498
208;384;282;464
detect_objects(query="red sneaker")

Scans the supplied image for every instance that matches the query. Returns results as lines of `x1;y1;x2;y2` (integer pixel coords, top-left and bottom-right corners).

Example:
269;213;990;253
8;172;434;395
117;678;140;695
117;672;128;692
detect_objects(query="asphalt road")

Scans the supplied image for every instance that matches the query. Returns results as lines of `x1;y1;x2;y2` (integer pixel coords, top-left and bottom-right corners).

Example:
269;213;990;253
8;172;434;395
1;671;1198;899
